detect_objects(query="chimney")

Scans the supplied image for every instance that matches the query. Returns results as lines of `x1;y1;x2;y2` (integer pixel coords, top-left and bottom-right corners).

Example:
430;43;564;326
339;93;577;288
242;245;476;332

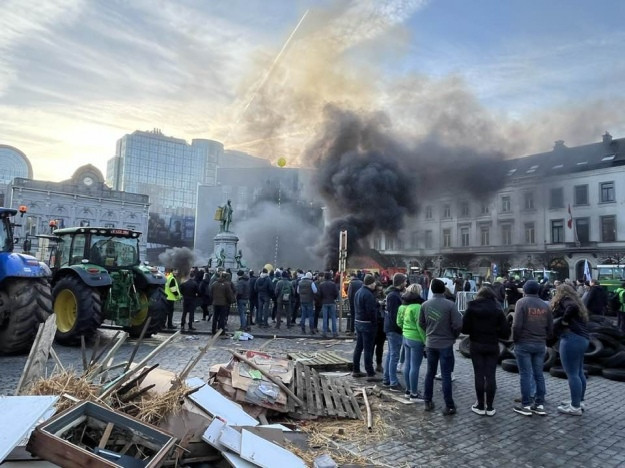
603;131;613;144
553;140;566;151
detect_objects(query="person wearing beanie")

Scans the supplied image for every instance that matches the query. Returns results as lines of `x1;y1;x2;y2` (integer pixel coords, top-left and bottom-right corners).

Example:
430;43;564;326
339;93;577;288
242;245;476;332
254;268;272;327
512;279;553;417
419;277;463;415
352;274;382;381
318;271;340;338
297;271;318;334
382;273;407;391
347;272;364;334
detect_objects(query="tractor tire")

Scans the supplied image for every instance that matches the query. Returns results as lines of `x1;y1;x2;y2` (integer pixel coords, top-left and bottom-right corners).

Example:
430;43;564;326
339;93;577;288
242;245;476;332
0;278;54;355
53;276;103;345
500;359;519;373
126;287;167;338
601;368;625;382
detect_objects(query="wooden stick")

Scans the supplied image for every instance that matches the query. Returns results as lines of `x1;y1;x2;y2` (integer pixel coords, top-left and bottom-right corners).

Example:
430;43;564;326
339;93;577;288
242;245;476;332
49;347;65;372
88;334;101;368
15;315;57;395
99;330;181;400
124;317;151;373
228;350;304;407
119;384;155;402
92;330;120;365
362;388;372;430
98;422;115;449
88;332;128;379
174;329;222;387
80;335;88;372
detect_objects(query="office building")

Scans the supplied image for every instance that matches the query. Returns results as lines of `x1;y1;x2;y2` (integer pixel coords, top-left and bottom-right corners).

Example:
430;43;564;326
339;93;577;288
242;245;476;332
0;145;33;206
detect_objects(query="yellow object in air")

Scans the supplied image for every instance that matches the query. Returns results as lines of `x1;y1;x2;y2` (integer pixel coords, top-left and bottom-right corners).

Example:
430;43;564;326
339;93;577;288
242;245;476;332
277;157;286;167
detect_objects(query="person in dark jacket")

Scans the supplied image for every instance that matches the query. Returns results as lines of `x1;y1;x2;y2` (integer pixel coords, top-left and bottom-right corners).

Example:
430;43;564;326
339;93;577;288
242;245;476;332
274;272;293;329
297;272;318;334
383;273;407;391
179;274;199;331
512;280;553;417
583;279;608;316
318;271;339;337
373;282;387;372
210;272;235;335
254;269;272;327
462;286;510;416
347;273;363;334
199;272;212;321
352;275;381;381
235;270;250;331
313;273;323;332
551;284;590;416
248;270;257;325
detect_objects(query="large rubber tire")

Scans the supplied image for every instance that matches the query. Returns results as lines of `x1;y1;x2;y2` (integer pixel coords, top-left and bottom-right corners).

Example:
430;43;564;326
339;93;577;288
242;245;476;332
584;337;604;358
591;332;622;350
53;276;103;345
601;368;625;382
501;359;519;373
126;287;167;338
598;350;625;369
583;363;603;376
549;366;567;379
0;278;54;355
458;336;471;358
543;347;557;371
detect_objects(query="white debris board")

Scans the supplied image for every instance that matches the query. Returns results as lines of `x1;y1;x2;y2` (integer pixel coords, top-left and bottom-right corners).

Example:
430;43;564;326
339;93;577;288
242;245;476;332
239;429;306;468
186;377;258;427
0;396;58;462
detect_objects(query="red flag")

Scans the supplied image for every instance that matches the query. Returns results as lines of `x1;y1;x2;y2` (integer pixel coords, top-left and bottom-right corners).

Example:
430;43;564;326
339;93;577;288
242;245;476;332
567;204;573;229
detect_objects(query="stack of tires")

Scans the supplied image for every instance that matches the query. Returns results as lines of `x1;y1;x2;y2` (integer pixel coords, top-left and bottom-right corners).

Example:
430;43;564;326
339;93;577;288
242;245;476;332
457;315;625;382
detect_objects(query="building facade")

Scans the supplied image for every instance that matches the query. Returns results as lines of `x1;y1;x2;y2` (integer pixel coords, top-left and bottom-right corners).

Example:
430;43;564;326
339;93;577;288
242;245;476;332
7;165;149;260
106;129;222;260
375;133;625;280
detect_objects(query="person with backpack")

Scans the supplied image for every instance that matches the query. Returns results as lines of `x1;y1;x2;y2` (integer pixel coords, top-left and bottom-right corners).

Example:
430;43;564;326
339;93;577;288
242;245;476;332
274;271;293;329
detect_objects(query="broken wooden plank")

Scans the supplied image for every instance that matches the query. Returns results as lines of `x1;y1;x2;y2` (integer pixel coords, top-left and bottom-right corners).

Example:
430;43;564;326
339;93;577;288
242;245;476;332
302;364;316;416
310;368;324;416
320;376;335;416
175;329;222;386
14;315;57;395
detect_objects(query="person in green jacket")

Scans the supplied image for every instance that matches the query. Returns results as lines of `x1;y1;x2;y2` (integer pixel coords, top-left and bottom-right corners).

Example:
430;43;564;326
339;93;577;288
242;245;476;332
396;283;426;401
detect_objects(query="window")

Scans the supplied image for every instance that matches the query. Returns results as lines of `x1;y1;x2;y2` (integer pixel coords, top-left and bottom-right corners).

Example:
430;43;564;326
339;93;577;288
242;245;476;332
442;229;451;248
385;237;394;251
480;226;490;246
524;192;534;210
411;231;418;248
501;196;511;213
600;182;615;203
480;202;489;215
551;219;565;243
443;204;451;218
461;227;470;247
550;187;564;209
425;206;432;220
575;218;590;243
601;216;616;242
501;224;512;245
574;185;588;206
425;230;433;249
373;237;381;250
525;223;535;244
460;201;470;217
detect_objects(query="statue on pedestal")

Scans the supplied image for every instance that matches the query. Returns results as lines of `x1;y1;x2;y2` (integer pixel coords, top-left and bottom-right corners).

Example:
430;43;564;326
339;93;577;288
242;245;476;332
216;248;226;268
235;249;246;269
215;200;234;233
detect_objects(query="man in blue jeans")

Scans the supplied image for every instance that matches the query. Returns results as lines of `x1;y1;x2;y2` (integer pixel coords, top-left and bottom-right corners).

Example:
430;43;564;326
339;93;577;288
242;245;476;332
512;280;553;416
419;279;463;415
352;275;382;382
318;271;339;338
383;273;407;391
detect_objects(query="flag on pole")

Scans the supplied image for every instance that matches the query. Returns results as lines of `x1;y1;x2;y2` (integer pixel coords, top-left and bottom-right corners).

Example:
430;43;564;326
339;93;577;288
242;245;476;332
567;204;573;229
583;259;592;282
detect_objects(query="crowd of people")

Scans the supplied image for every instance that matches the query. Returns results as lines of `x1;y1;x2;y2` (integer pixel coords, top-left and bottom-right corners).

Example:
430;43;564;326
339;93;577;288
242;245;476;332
162;265;623;418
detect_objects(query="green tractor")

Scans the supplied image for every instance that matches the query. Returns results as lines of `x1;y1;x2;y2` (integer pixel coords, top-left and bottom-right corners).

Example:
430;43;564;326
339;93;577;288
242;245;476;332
49;227;167;344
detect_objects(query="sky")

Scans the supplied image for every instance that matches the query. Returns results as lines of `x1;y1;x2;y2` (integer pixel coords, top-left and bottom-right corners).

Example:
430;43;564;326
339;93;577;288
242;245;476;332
1;0;624;181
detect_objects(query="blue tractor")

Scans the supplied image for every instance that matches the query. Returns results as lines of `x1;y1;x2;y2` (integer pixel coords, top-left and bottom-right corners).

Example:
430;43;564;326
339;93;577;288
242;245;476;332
0;208;53;354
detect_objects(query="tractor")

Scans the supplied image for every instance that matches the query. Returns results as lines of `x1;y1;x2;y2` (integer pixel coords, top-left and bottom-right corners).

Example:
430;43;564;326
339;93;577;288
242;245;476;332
49;226;167;344
0;208;53;354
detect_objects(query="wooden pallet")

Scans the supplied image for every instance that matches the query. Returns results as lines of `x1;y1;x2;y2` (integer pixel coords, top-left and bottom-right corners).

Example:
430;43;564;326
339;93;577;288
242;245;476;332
292;363;362;419
287;351;353;371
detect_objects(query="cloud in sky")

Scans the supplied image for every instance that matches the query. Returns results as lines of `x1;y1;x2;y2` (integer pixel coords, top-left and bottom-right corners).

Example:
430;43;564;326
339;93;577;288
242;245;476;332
0;0;624;181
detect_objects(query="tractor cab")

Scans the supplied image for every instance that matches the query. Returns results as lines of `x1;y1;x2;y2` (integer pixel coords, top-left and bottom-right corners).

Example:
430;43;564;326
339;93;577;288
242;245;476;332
51;227;140;271
0;208;17;252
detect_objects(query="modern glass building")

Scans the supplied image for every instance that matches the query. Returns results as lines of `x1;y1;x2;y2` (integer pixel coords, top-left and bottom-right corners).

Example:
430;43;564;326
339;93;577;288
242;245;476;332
106;129;222;257
0;145;33;206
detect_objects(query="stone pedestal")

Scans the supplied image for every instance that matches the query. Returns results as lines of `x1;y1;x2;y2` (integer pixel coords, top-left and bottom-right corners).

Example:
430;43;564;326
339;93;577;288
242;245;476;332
212;232;239;270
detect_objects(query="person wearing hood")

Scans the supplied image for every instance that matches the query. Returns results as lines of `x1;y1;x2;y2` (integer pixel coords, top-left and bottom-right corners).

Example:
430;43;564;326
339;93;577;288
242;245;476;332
382;273;407;392
512;280;553;417
347;273;363;335
462;286;510;416
297;271;318;334
254;268;272;327
236;270;250;331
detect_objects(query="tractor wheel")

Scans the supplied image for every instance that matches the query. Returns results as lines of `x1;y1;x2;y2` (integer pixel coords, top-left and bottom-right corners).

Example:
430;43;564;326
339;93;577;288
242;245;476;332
127;287;167;338
53;276;103;345
0;278;54;355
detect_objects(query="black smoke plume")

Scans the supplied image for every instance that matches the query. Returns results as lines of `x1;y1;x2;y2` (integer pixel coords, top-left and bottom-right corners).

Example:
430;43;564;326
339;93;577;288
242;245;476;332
307;104;508;267
158;247;197;278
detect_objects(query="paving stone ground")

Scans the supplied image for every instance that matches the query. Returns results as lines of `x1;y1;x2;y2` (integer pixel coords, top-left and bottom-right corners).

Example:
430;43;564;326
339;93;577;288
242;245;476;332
2;307;624;467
